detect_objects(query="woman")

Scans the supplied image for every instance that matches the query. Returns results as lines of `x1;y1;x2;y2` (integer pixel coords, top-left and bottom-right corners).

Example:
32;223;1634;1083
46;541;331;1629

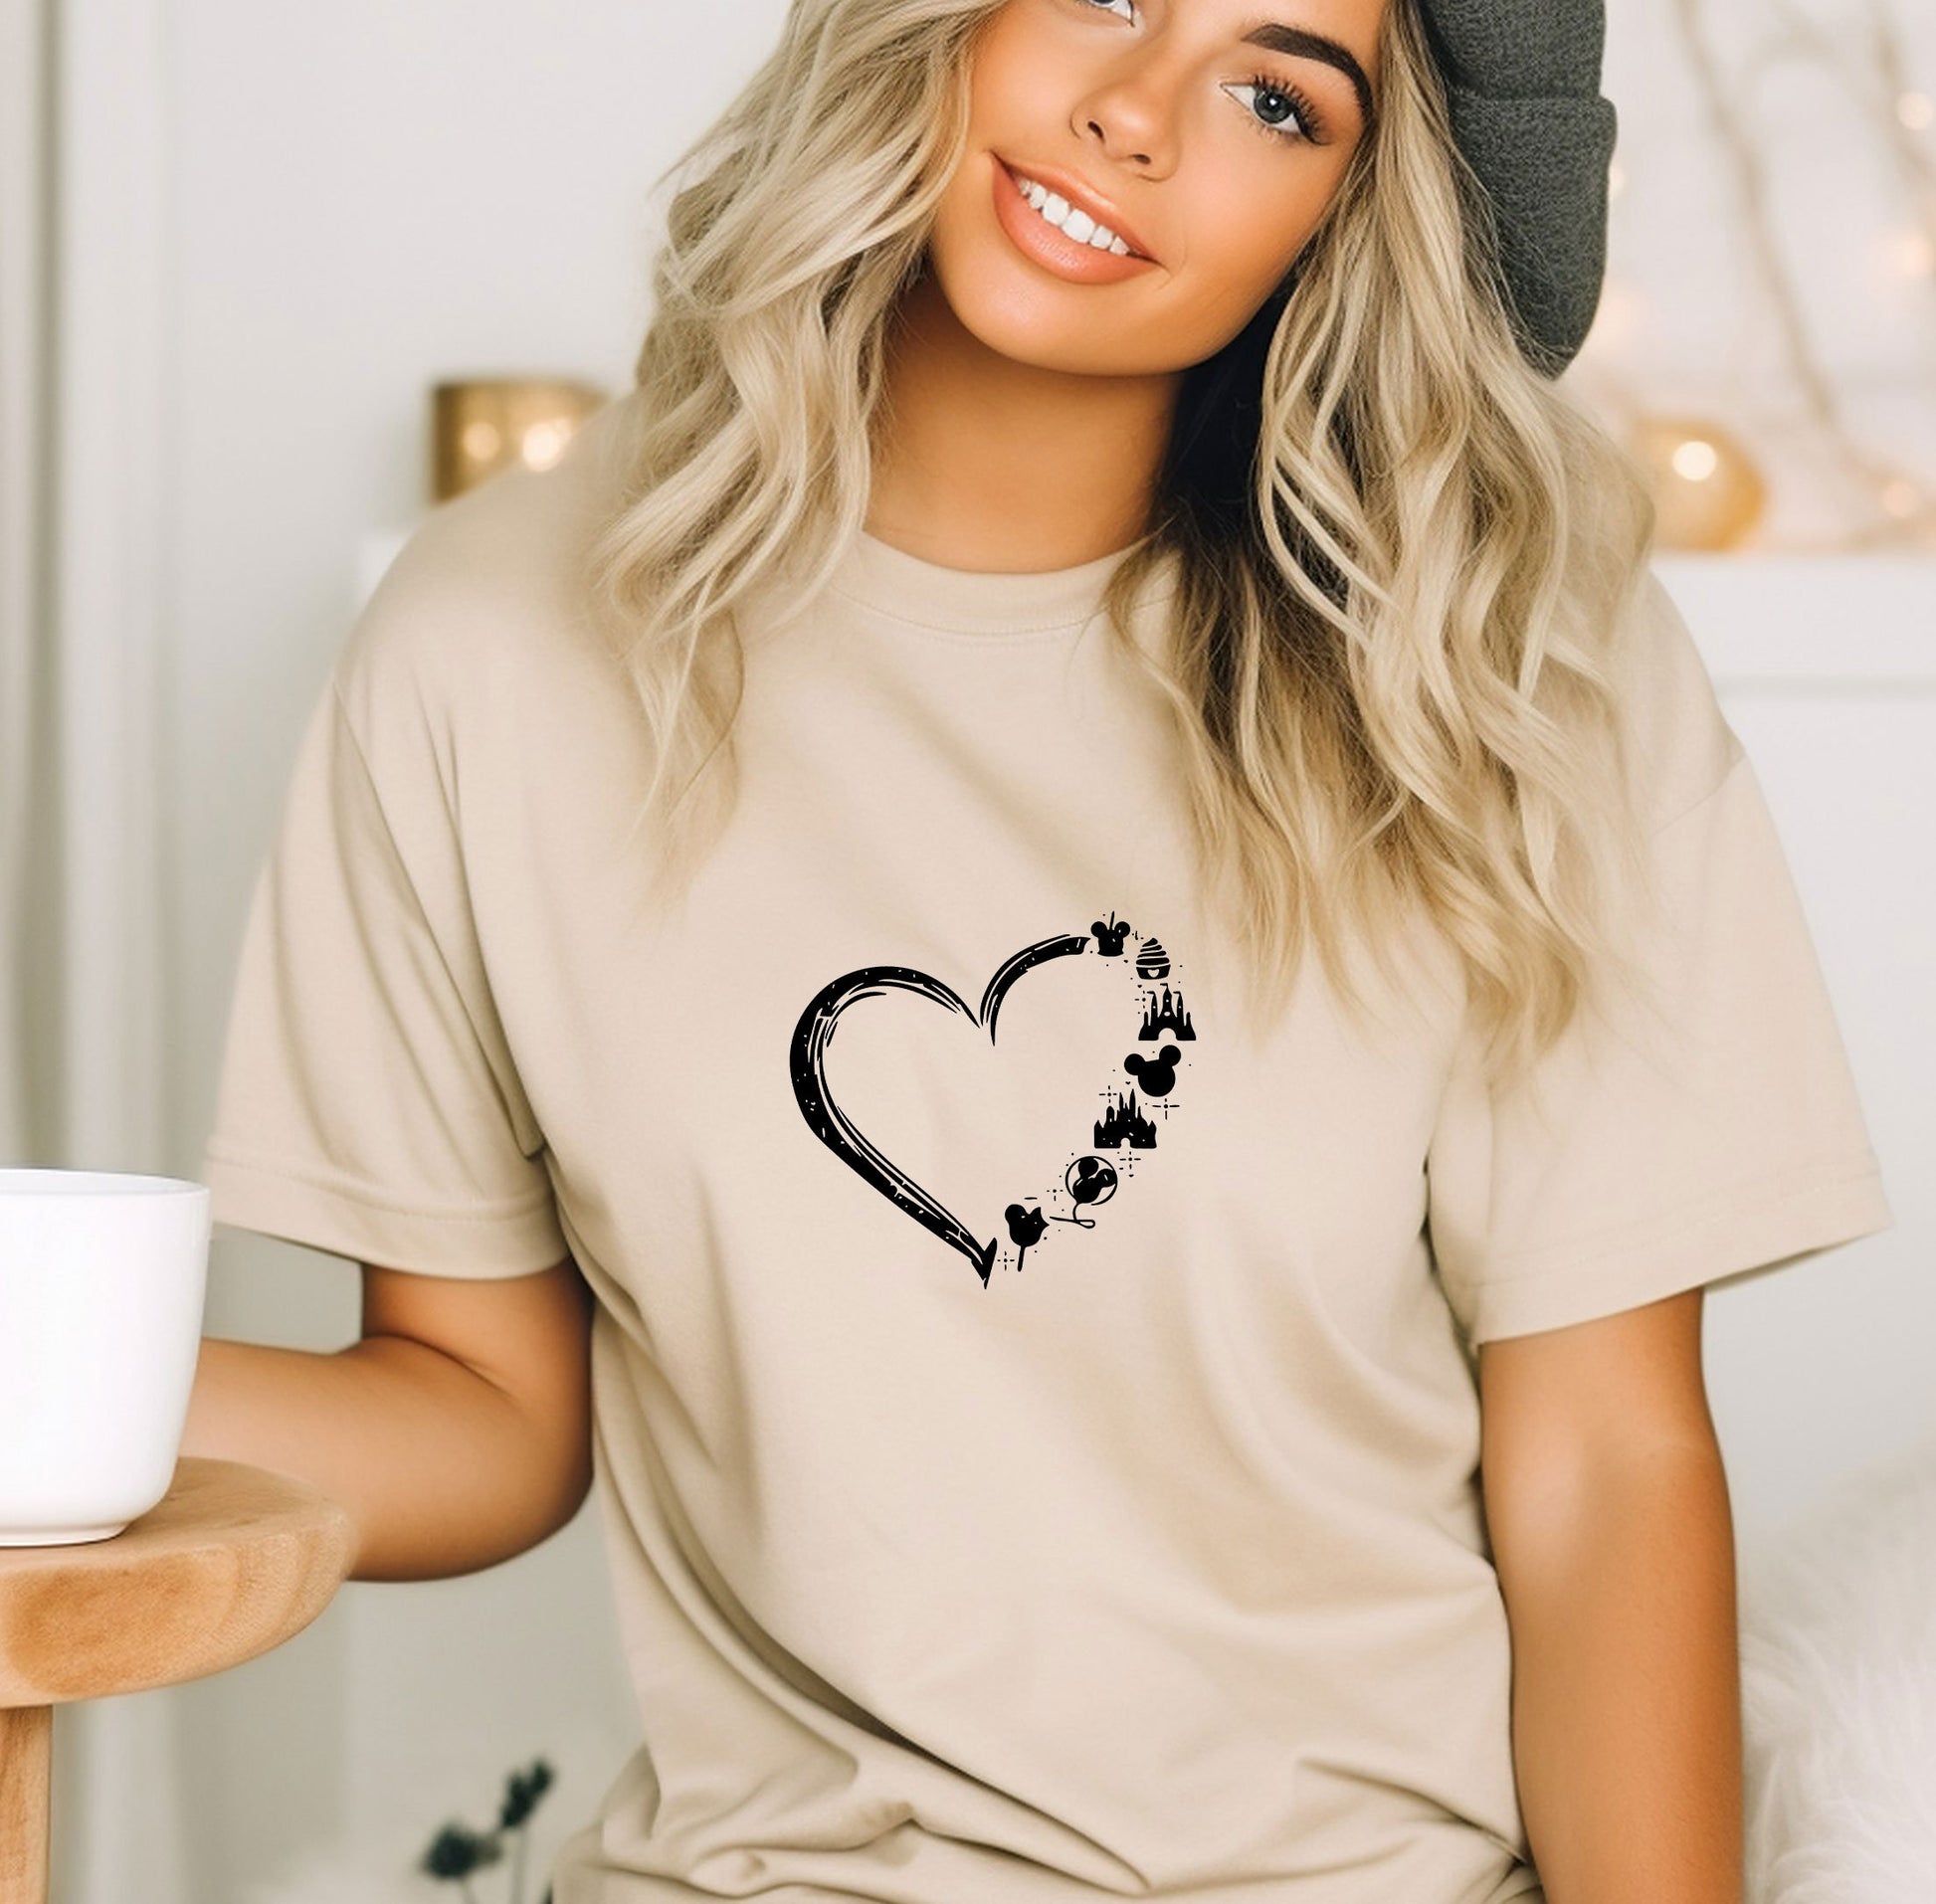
192;1;1894;1899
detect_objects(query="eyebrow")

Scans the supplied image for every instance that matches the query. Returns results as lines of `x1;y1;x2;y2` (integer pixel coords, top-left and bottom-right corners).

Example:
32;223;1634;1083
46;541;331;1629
1240;21;1377;128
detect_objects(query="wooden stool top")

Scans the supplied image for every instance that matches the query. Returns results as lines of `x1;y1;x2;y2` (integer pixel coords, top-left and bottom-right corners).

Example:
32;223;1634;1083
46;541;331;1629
0;1457;355;1708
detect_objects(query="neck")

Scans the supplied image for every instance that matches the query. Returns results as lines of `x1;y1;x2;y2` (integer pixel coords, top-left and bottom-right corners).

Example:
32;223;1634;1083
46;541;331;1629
864;270;1182;572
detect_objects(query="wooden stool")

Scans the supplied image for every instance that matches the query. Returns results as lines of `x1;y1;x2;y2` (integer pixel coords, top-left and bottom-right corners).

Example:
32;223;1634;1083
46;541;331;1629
0;1458;355;1904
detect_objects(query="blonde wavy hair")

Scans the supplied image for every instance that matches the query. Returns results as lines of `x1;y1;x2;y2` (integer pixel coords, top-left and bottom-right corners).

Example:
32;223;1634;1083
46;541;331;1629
587;0;1662;1095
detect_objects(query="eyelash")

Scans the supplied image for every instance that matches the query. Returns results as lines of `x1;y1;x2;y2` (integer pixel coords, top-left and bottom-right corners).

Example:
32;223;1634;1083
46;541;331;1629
1075;1;1329;147
1228;74;1326;146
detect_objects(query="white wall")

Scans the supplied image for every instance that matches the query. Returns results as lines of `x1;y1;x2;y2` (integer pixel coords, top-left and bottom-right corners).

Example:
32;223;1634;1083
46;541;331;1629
1655;558;1936;1549
161;6;786;1900
148;3;1935;1900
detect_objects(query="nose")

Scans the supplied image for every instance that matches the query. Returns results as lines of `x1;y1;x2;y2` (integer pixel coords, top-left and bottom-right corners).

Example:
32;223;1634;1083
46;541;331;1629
1070;52;1177;176
1082;114;1152;168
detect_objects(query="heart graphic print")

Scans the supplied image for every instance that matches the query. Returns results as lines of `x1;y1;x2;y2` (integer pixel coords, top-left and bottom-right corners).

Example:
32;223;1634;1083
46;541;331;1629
788;913;1198;1285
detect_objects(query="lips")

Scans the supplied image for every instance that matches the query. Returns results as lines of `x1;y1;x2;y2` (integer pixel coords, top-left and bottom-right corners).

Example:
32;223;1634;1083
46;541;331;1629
998;157;1156;263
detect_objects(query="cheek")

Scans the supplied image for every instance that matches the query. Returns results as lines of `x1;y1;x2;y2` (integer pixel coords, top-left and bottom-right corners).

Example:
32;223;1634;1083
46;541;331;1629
1142;182;1311;350
1191;163;1327;293
962;6;1068;146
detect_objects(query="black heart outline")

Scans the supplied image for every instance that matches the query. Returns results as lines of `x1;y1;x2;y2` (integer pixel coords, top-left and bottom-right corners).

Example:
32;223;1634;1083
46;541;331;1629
788;933;1092;1286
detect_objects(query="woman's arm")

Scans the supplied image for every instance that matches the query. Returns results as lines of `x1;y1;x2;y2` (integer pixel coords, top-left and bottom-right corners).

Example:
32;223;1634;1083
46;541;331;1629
180;1257;594;1584
1477;1287;1744;1904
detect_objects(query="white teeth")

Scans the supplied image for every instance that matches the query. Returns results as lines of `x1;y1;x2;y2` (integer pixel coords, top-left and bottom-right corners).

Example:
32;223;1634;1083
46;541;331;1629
1011;173;1138;260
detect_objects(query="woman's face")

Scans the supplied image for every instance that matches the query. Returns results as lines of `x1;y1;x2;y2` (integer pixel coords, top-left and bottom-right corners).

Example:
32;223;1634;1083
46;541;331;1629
925;0;1385;378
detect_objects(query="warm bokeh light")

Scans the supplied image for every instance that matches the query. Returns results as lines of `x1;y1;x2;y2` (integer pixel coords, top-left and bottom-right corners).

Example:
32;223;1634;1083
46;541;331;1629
1672;438;1721;482
1888;231;1936;280
1603;13;1936;551
1630;416;1768;551
431;379;607;501
521;422;567;471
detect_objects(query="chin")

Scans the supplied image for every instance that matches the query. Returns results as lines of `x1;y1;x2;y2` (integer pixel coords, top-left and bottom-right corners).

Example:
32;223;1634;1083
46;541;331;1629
927;251;1167;379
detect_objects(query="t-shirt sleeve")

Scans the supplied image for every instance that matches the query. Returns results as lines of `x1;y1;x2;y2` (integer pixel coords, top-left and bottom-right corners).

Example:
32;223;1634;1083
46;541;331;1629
199;581;569;1278
1424;572;1894;1347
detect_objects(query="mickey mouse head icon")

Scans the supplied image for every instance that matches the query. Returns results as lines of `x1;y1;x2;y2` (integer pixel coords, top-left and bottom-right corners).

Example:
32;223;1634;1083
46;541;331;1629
1122;1044;1182;1096
1046;1155;1120;1231
1090;916;1132;957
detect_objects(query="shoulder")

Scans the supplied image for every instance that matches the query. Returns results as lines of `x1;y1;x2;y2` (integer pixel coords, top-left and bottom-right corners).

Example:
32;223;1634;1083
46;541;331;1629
1611;562;1747;834
332;389;645;746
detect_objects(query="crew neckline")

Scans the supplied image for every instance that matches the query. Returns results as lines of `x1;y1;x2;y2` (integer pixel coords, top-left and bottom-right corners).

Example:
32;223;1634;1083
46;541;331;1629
829;526;1172;637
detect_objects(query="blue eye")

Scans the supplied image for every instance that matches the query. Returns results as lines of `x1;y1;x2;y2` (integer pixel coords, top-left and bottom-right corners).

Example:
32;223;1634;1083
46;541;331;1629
1222;75;1325;144
1071;3;1330;146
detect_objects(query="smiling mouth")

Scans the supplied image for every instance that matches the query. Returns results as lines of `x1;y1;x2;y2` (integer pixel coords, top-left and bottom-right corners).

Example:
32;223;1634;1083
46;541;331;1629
999;160;1154;262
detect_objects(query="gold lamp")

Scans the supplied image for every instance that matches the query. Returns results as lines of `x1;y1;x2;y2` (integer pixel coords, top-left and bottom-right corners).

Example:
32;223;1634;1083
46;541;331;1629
431;377;608;502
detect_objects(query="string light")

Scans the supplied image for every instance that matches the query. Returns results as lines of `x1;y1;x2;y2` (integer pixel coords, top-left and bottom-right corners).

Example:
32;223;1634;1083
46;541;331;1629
1654;0;1936;550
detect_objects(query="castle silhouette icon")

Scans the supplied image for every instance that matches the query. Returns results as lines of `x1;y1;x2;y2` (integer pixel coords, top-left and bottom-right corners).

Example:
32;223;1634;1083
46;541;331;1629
1094;1089;1159;1149
1138;985;1195;1042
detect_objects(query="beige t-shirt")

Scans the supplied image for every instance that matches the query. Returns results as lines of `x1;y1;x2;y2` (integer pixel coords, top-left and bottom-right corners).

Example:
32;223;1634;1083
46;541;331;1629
201;398;1893;1904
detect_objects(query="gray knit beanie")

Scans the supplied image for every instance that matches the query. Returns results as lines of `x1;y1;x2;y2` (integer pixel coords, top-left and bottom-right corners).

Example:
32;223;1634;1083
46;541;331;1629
1416;0;1620;377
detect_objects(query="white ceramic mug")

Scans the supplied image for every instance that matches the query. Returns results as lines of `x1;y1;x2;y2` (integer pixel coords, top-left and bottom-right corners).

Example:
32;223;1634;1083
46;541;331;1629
0;1170;211;1546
